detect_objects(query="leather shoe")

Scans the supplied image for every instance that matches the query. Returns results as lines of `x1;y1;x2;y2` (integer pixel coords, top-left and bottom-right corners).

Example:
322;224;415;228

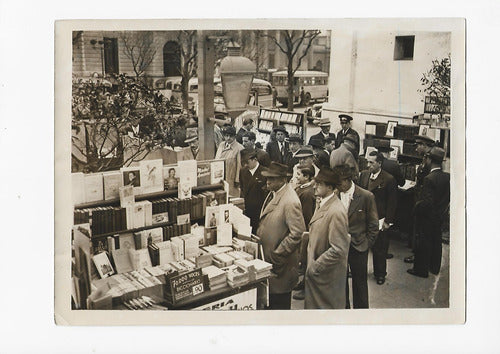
293;279;305;291
386;253;394;259
376;277;385;285
293;289;305;300
407;269;428;278
404;255;414;263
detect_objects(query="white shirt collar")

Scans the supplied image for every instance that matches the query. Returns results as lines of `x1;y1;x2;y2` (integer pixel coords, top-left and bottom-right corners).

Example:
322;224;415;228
319;192;335;209
249;162;260;176
298;180;313;189
430;167;441;173
370;169;381;180
341;182;355;199
340;182;355;210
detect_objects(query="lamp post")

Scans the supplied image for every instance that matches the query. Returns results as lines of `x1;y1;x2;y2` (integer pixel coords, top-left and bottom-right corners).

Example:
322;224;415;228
219;44;256;119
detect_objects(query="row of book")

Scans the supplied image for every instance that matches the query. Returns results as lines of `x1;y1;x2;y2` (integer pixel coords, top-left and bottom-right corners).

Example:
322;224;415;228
72;158;225;205
259;109;302;125
151;190;227;224
365;123;419;140
74;189;227;237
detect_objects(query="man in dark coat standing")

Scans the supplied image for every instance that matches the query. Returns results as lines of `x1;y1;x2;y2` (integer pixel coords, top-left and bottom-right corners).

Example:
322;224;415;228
408;147;450;278
334;164;379;309
283;133;303;172
335;114;360;156
239;150;268;233
359;152;398;285
375;147;405;187
308;117;335;146
304;166;350;309
236;118;254;144
241;131;271;167
257;162;306;309
266;125;290;164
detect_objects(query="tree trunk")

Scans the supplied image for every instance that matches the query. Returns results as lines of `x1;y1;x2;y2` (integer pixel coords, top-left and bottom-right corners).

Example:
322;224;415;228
181;71;189;111
287;57;294;111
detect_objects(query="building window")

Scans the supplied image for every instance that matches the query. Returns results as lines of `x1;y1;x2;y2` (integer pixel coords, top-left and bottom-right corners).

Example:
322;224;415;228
103;38;119;74
163;41;181;77
394;35;415;61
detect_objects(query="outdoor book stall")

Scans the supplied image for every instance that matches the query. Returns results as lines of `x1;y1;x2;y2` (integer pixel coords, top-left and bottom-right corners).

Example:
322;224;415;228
71;158;273;311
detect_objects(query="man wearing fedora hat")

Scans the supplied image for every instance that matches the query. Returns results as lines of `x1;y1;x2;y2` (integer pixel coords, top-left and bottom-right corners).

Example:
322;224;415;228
304;167;350;309
284;133;303;171
330;134;359;182
257;162;306;309
215;125;244;197
309;137;331;169
335;114;360;156
308;117;335;146
404;134;436;264
334;164;378;309
266;125;290;164
408;146;449;278
183;134;200;160
290;147;320;189
239;149;268;233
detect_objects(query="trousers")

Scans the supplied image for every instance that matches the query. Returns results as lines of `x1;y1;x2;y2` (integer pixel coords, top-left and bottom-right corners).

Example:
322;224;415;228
372;229;389;278
268;292;292;310
345;246;369;309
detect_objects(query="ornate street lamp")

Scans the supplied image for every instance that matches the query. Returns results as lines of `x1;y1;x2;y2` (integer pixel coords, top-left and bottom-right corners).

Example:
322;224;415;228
219;44;256;115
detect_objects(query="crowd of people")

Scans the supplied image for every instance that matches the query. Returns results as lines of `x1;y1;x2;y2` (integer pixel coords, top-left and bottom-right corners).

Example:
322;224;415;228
190;113;450;310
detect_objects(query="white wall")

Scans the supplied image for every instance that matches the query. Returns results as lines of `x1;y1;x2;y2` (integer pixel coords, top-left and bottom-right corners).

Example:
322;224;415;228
323;27;450;151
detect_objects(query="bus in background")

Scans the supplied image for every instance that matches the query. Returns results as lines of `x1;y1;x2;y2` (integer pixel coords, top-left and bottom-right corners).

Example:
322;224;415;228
272;70;328;106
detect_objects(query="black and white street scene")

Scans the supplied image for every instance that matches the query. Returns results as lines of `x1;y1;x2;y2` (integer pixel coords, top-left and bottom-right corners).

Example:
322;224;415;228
60;19;464;322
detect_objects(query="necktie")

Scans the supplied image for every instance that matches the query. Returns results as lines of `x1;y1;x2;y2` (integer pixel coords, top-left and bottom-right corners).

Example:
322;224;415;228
262;192;274;211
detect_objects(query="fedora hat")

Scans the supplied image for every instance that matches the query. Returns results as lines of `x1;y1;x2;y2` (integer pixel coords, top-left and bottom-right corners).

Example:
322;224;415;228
343;134;358;145
314;167;337;185
374;146;394;153
316;117;331;127
413;134;435;146
288;133;303;143
339;114;353;123
309;137;325;149
261;162;291;177
425;146;446;163
241;149;258;161
294;147;314;158
273;125;287;134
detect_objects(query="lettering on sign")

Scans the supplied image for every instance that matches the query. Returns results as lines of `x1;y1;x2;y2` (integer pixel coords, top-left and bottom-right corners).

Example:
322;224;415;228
169;269;205;303
192;288;257;311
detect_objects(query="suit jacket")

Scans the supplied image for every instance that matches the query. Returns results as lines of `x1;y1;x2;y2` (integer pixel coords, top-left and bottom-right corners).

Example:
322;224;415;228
255;148;271;167
266;140;290;164
236;127;250;144
382;159;405;187
359;169;398;224
239;164;268;232
284;152;299;172
308;131;335;146
295;182;316;229
215;140;244;196
416;168;450;223
315;149;331;169
330;144;359;179
345;185;379;252
335;127;360;155
257;183;306;294
305;194;350;309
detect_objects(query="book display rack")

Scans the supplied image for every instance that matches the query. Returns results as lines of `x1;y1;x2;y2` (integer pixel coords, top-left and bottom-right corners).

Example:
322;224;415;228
256;107;306;146
71;158;272;311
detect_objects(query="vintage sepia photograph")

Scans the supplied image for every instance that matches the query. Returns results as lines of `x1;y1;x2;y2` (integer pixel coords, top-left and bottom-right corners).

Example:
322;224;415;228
55;18;465;325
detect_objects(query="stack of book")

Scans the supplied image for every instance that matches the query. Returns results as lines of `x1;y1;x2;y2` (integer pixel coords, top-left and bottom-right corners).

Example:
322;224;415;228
223;265;250;288
227;250;254;262
235;259;273;281
212;253;235;268
202;265;227;290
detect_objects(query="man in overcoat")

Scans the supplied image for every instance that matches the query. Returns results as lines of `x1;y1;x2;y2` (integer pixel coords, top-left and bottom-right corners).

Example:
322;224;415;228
330;135;360;181
257;162;306;309
215;125;244;197
239;150;268;233
334;164;378;309
304;167;350;309
408;147;450;278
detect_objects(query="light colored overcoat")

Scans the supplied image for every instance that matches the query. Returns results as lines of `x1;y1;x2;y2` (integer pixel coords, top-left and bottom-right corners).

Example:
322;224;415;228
305;193;350;309
215;140;244;197
257;183;306;294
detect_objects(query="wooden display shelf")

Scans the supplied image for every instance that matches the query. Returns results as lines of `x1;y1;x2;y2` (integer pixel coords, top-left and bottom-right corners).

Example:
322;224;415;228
75;183;224;210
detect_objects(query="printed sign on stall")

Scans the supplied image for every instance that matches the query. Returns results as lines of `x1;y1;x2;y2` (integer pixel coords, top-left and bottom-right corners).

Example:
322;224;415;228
192;288;257;311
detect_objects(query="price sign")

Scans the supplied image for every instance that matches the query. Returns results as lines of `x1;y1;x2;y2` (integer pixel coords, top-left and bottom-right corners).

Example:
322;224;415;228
169;268;206;303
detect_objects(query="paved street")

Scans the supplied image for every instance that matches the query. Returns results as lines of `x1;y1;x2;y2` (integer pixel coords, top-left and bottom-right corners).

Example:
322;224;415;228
291;231;450;309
